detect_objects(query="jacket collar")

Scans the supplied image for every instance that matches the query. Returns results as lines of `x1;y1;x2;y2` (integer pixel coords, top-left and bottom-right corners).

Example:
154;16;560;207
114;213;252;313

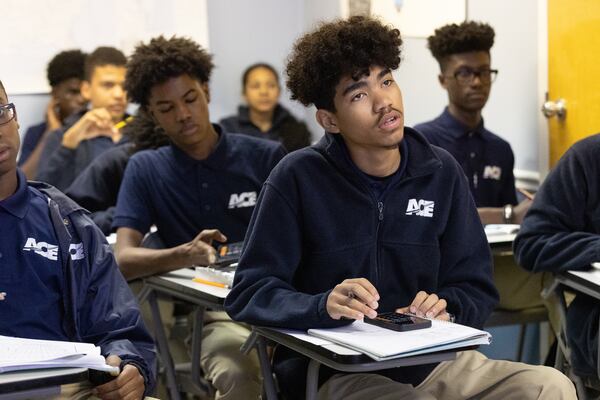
168;124;229;172
315;127;442;184
29;178;86;217
437;107;489;141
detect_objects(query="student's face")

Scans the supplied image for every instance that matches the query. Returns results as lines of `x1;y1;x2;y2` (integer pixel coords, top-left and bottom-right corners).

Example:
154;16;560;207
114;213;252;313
439;51;492;113
81;65;127;123
0;89;19;177
147;74;212;150
52;77;86;121
243;67;280;114
318;65;404;153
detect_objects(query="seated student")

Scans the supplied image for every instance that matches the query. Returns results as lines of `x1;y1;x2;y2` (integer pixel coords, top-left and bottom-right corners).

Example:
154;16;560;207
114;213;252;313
112;36;286;400
19;49;87;179
224;16;576;400
414;21;540;312
514;133;600;380
0;80;156;399
220;62;311;151
37;47;129;191
65;110;170;235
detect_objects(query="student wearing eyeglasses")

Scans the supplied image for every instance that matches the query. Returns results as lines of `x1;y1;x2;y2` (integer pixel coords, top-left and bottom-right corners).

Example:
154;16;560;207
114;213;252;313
414;22;540;313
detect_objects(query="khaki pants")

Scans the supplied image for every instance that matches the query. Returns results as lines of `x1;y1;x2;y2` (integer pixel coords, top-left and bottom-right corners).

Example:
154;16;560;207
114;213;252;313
318;351;576;400
493;254;544;311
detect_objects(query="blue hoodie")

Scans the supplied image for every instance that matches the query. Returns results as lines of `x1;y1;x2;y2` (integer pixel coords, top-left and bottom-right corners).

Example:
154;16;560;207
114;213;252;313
225;127;498;398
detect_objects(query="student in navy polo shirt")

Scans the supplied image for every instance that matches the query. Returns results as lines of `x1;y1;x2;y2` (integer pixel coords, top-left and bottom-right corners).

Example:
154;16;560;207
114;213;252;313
224;16;575;400
19;49;87;179
0;80;156;399
112;36;286;400
515;133;600;383
414;21;541;313
37;47;129;191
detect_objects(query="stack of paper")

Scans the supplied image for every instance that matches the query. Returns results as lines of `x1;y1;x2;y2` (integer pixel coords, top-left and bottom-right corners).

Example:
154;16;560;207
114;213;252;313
0;335;119;374
307;320;491;361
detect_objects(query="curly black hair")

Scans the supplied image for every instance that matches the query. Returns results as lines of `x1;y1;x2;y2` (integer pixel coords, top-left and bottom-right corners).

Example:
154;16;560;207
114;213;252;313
286;16;402;111
84;47;127;81
122;109;171;152
47;50;86;88
427;21;495;68
125;36;214;106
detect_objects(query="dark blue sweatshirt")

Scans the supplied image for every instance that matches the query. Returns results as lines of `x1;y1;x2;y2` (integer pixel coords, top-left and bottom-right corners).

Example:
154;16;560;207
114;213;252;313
225;128;498;398
514;133;600;377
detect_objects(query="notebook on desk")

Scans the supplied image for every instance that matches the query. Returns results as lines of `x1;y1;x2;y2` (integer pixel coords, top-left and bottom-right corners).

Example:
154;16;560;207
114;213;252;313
306;319;491;361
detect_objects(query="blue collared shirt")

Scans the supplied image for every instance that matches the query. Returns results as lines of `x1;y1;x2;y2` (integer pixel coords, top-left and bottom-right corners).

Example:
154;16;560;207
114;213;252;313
112;126;286;247
414;108;517;207
0;170;67;340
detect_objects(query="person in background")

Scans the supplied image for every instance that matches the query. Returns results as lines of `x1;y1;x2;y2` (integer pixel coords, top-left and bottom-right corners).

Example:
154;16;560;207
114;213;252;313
65;110;170;235
224;16;575;400
0;79;156;399
220;62;311;151
112;36;286;400
18;49;87;179
515;132;600;383
36;46;129;191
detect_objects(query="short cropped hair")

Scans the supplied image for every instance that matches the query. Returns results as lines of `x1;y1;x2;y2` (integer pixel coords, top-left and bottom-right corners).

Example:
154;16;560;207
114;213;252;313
47;50;86;87
125;36;214;106
427;21;495;68
242;63;280;91
286;16;403;111
84;47;127;81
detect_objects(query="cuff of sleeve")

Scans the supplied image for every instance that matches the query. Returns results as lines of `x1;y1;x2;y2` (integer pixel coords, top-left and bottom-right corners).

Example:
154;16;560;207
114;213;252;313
120;359;153;396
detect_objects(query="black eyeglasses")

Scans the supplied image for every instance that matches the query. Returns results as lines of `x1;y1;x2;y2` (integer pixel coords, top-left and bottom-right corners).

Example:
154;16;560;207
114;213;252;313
0;103;16;126
450;68;498;85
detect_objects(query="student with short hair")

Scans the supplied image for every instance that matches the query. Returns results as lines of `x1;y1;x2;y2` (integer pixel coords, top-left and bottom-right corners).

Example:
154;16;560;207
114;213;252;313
514;133;600;381
37;46;129;190
0;79;156;399
19;49;87;179
112;36;286;400
224;16;576;400
220;62;312;151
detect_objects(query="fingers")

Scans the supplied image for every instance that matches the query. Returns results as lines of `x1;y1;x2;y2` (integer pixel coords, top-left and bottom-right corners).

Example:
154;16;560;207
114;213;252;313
105;355;121;368
94;364;144;400
408;291;448;319
189;239;218;265
326;278;380;320
197;229;227;245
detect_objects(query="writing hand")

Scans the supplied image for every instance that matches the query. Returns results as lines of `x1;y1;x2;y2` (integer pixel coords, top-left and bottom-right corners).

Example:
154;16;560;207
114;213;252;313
180;229;227;266
326;278;379;320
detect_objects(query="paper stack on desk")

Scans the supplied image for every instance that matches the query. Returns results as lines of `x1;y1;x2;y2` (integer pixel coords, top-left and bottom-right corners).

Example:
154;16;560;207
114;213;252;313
0;335;119;374
307;319;491;361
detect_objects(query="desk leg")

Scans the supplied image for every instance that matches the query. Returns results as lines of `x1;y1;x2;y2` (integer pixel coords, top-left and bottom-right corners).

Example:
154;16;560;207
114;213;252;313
255;335;278;400
147;290;181;400
306;359;321;400
189;306;213;394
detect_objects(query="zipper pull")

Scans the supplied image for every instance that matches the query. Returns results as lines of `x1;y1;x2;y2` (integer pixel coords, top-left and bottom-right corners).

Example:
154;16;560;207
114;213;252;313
378;202;384;221
473;173;478;189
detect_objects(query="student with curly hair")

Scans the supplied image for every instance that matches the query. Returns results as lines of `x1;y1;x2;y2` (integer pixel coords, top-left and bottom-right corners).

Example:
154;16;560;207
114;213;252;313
224;16;575;400
220;62;311;151
18;49;87;179
112;36;286;400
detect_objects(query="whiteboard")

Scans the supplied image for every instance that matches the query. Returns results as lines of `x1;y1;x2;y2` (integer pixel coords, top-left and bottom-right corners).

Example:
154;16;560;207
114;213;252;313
0;0;209;94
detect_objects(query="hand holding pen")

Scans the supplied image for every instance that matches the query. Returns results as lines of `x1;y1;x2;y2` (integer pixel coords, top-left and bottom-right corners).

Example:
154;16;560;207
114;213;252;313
326;278;380;320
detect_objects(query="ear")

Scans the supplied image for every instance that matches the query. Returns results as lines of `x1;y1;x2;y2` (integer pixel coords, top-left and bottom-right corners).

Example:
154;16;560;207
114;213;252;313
315;109;340;133
438;74;448;89
201;81;210;103
80;81;92;102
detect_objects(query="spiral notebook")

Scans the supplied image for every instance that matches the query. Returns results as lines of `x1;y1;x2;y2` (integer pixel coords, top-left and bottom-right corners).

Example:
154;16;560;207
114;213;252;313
307;319;491;361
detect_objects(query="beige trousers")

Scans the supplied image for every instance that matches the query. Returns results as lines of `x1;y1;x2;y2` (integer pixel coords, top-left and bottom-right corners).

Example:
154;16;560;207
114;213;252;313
318;350;577;400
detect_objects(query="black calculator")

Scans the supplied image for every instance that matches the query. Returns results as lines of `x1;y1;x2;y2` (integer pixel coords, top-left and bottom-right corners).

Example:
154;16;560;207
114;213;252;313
214;242;244;266
365;312;432;332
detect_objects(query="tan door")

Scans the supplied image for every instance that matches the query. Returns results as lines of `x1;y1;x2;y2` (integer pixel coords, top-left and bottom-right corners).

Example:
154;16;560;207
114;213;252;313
546;0;600;166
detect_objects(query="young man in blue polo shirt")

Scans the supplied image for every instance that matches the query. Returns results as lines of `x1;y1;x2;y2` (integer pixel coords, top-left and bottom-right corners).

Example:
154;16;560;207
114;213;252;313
0;80;156;399
224;16;575;400
112;36;286;400
515;133;600;383
37;47;129;191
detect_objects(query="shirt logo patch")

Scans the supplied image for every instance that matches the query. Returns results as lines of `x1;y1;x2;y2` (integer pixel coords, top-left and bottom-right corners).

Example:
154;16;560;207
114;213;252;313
23;237;59;261
228;192;257;209
406;199;435;218
0;292;6;301
69;243;85;260
482;165;502;180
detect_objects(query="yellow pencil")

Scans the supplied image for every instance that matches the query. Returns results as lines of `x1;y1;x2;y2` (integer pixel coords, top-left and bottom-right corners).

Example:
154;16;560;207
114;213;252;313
114;116;134;130
192;277;230;289
517;187;535;200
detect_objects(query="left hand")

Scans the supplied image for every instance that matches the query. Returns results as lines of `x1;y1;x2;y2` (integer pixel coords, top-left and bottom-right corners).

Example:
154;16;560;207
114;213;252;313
396;291;451;321
94;355;145;400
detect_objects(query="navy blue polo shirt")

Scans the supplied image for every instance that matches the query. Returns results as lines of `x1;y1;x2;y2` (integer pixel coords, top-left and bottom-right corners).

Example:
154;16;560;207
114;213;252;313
18;122;47;166
0;170;67;340
414;108;517;207
112;126;286;248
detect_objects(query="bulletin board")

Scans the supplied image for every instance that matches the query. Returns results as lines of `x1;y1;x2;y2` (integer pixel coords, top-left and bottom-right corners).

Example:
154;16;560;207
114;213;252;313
0;0;209;94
